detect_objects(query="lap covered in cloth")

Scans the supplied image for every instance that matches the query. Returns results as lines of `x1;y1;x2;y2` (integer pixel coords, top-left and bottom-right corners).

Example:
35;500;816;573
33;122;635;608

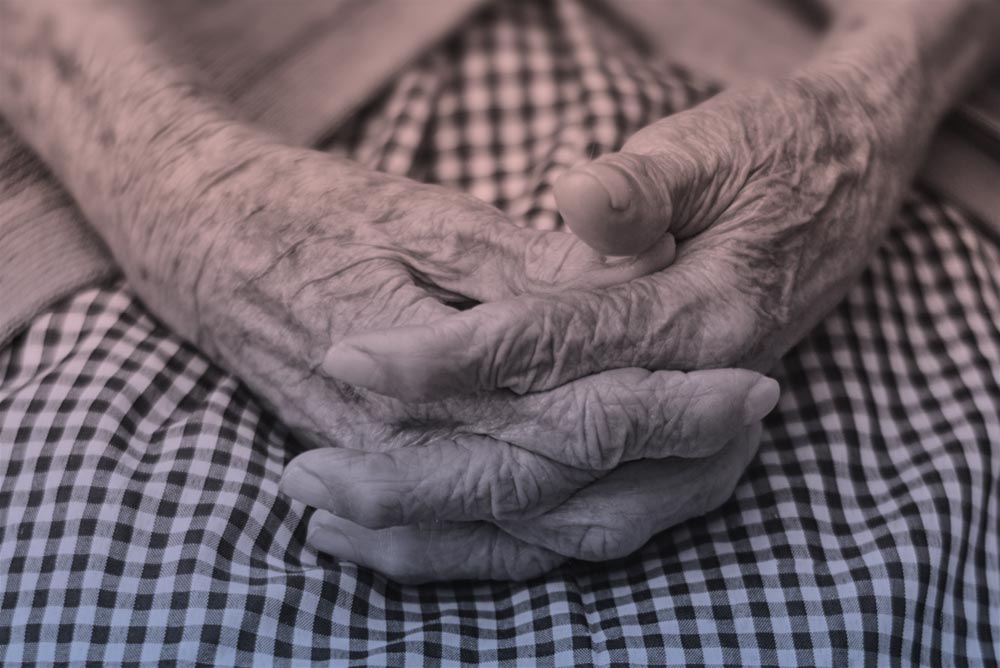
2;0;998;665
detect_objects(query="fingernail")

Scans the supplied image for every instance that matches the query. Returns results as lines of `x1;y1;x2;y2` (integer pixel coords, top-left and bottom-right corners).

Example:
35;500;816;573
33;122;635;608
743;377;780;425
323;343;377;386
745;423;764;468
281;466;331;508
581;163;633;210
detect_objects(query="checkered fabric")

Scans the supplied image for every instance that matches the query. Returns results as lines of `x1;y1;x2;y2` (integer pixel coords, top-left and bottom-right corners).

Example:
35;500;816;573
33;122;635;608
2;0;999;665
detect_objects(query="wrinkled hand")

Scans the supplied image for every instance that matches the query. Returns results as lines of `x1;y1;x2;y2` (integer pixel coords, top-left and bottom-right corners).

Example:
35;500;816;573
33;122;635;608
306;74;908;582
322;73;913;396
287;373;774;582
138;140;775;581
163;141;675;445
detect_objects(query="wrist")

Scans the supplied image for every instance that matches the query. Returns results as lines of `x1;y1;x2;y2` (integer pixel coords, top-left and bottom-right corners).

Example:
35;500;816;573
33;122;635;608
819;1;1000;120
789;3;999;169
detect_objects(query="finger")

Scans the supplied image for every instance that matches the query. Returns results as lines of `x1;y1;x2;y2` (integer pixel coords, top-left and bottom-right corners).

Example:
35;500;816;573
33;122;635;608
281;370;777;527
304;423;755;582
530;230;676;294
554;115;722;256
432;367;779;467
319;262;459;338
425;224;676;303
306;510;565;583
500;423;763;562
320;258;748;400
555;156;676;256
281;434;599;528
367;180;675;303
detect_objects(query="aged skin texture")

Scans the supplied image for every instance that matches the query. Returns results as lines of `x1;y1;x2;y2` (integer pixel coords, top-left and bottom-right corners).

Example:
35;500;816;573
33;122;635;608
2;0;999;582
307;2;1000;579
324;5;1000;396
0;1;782;581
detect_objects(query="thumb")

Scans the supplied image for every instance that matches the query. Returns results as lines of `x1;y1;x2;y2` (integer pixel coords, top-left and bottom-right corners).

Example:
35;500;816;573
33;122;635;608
554;127;714;256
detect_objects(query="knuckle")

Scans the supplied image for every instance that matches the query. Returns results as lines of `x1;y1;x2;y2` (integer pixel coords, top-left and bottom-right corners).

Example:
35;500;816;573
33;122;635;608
486;312;550;394
576;387;622;470
574;523;636;562
484;449;541;521
445;438;539;522
344;452;409;528
666;376;737;457
576;387;605;465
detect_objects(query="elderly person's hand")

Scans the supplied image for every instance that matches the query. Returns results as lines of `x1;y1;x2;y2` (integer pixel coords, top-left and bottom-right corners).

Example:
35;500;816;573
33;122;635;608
317;73;905;391
92;132;785;584
0;0;782;584
310;1;1000;581
241;149;779;582
317;4;994;393
290;419;763;582
135;136;684;448
202;141;778;585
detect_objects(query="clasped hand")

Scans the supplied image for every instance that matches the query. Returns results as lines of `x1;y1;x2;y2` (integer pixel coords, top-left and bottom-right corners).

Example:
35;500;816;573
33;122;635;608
229;150;778;582
287;74;910;582
142;130;777;582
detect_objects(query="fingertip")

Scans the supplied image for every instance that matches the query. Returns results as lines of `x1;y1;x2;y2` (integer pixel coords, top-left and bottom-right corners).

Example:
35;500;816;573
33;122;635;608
743;376;780;426
281;461;332;509
555;157;671;256
323;319;484;401
554;168;621;254
323;338;440;402
307;510;362;562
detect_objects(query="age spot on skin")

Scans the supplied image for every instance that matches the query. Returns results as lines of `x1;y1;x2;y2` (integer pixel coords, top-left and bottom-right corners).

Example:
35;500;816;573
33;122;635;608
50;46;81;82
5;71;23;93
844;16;866;33
98;127;116;148
813;133;855;165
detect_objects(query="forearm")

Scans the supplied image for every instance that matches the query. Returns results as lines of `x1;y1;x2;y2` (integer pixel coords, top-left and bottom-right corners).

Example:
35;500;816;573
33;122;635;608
802;0;1000;155
1;2;231;207
0;1;280;340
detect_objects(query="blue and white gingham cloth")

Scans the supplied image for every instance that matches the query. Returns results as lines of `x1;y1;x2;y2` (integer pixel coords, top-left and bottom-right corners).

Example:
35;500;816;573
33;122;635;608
2;0;998;665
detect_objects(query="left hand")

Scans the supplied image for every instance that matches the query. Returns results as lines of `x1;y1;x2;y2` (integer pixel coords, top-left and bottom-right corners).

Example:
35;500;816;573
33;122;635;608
318;71;922;397
292;420;764;583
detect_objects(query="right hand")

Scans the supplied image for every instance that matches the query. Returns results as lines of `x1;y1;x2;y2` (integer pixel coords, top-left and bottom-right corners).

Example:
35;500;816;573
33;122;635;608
122;133;779;581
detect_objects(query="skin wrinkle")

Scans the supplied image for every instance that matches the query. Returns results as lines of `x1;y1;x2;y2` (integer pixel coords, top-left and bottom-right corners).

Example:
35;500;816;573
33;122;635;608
457;374;622;469
397;370;706;481
191;156;260;201
575;523;625;562
5;0;998;581
488;446;535;521
577;384;612;470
